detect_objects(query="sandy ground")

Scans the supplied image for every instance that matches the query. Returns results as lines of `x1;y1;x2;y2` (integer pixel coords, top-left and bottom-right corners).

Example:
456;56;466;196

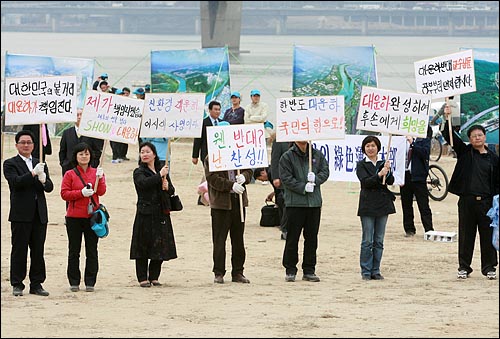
1;133;498;338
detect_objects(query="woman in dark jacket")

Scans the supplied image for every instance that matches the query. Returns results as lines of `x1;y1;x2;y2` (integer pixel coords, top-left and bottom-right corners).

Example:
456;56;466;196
356;136;396;281
130;142;177;287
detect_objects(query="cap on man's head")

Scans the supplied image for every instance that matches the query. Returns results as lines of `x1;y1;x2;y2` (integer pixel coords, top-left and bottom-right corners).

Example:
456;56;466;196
100;73;108;79
115;88;123;95
133;87;145;95
230;91;241;98
145;84;151;92
250;89;261;96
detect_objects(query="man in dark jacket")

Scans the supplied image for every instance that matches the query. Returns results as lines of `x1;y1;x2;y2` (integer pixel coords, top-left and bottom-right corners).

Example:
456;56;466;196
401;125;434;237
204;156;253;285
3;130;54;297
279;141;329;283
442;107;499;280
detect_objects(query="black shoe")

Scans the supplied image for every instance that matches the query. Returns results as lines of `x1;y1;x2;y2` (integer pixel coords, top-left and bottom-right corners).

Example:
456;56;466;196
302;273;320;282
404;232;415;238
362;275;371;281
13;286;23;296
29;287;49;296
371;273;384;280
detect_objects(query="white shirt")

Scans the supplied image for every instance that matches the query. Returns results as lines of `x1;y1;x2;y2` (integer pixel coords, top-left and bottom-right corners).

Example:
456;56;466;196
19;154;33;171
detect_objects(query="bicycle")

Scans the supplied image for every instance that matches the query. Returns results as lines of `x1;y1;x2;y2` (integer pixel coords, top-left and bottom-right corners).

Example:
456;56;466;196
388;164;449;201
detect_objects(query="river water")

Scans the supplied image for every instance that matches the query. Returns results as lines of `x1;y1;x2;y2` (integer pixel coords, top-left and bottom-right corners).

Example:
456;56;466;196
1;32;498;124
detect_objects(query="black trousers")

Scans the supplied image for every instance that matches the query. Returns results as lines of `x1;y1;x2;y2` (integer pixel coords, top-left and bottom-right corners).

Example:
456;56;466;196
211;194;246;276
283;207;321;275
458;196;498;275
401;171;433;233
110;141;129;159
10;207;47;290
135;258;163;282
66;217;99;287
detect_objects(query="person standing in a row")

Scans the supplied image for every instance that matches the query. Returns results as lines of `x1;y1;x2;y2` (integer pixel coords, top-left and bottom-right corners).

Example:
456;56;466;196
130;142;178;287
279;141;329;283
356;136;396;281
60;142;106;292
442;107;498;280
4;130;54;296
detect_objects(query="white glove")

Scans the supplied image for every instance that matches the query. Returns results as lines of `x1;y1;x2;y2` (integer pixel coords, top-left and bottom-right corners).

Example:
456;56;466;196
81;187;94;197
305;182;315;193
232;182;245;195
307;172;315;183
33;162;45;175
96;167;104;178
236;174;246;184
37;172;46;184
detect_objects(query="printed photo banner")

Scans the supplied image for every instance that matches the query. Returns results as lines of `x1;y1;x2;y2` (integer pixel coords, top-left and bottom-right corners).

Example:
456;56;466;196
459;47;499;145
357;86;431;138
276;95;345;142
151;47;231;117
4;75;77;126
5;53;94;109
140;92;206;138
313;135;406;185
79;90;143;144
207;124;268;172
414;49;476;99
292;45;378;134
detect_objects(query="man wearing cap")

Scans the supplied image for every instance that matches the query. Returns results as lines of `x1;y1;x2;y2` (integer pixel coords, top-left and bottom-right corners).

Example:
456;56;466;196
92;73;109;91
223;92;245;125
244;89;268;125
144;84;151;93
133;87;146;100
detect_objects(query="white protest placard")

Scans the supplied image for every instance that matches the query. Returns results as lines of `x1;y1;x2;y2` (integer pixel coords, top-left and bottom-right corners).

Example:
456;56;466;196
276;95;345;142
414;49;476;98
79;90;143;144
313;135;406;185
4;75;78;125
206;124;268;172
356;86;431;138
140;92;205;138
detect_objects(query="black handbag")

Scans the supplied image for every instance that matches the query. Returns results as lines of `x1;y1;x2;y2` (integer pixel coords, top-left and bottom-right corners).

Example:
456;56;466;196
259;201;280;227
170;194;183;211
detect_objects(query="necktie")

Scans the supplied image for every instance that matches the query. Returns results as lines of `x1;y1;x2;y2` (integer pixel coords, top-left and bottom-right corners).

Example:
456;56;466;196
41;124;48;147
406;146;413;169
214;120;218;126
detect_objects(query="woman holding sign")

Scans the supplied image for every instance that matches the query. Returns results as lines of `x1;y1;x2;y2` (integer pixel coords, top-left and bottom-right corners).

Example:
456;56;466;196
356;136;396;281
130;142;177;288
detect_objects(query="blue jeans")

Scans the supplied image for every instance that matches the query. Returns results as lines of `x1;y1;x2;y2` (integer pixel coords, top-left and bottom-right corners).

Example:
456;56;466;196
360;215;388;277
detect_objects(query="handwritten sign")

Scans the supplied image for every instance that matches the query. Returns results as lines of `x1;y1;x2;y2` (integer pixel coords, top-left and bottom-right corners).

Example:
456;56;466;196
313;135;406;185
140;92;205;138
207;124;268;172
357;86;431;137
276;95;345;142
79;90;143;144
4;75;77;125
415;49;476;98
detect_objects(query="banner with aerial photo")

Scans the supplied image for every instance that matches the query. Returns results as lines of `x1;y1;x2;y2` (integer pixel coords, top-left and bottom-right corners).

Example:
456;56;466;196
292;46;378;135
151;47;231;119
4;53;94;111
459;48;499;144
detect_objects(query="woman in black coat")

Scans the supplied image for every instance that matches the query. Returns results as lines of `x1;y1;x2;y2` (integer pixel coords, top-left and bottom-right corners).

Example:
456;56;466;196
356;136;396;281
130;142;177;287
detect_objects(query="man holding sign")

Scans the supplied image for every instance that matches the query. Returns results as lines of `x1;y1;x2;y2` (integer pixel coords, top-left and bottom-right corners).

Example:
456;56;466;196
279;141;329;283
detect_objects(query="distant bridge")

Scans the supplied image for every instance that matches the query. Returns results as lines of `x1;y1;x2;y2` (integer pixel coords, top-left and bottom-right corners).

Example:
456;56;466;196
1;4;499;36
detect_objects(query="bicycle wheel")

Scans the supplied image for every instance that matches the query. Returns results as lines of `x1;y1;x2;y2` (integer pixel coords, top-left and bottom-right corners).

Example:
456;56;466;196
427;164;449;201
430;137;442;162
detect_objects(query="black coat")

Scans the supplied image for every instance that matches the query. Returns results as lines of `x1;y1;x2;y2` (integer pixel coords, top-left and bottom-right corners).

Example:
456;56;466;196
130;164;177;260
356;159;396;217
59;126;104;175
3;154;54;223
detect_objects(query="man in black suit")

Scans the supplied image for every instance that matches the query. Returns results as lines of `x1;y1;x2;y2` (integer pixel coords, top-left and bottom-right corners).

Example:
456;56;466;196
22;124;52;162
192;101;222;204
59;108;104;176
3;130;54;296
